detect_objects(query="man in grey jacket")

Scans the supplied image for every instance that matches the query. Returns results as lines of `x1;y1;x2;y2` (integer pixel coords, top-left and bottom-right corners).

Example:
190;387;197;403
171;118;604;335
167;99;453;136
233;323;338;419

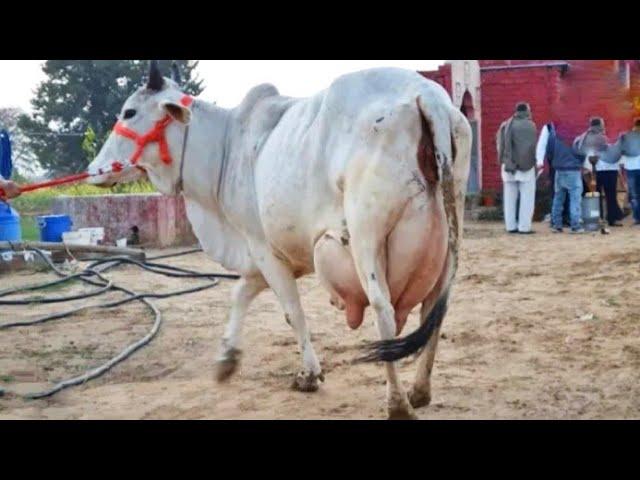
574;117;623;227
497;102;539;234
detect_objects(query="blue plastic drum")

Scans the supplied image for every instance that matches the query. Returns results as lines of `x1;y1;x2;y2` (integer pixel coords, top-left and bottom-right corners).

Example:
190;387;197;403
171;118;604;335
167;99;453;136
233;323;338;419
0;202;21;241
37;214;72;242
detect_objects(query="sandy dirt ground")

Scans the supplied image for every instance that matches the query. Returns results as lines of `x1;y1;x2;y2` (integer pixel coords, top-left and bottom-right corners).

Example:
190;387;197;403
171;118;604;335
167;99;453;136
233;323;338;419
1;219;639;420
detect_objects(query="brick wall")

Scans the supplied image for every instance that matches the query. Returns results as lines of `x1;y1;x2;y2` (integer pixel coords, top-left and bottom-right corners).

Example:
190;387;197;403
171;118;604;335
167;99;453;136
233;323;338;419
479;63;561;190
479;60;636;191
51;193;198;247
419;64;452;94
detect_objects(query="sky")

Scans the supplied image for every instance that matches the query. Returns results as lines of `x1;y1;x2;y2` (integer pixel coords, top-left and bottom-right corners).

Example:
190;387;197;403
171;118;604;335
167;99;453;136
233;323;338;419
0;60;445;112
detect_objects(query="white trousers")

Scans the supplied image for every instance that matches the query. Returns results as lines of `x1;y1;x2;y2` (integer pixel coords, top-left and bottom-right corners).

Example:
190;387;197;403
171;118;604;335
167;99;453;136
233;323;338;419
503;177;536;232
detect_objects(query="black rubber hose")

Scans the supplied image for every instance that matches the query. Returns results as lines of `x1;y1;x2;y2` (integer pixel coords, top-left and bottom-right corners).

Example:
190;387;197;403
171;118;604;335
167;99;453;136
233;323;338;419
146;248;204;261
0;246;238;400
0;278;113;305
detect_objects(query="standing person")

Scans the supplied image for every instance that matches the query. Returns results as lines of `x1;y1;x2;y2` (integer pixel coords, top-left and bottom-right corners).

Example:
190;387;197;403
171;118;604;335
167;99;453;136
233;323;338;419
537;122;570;226
0;175;21;200
496;102;539;234
574;117;623;227
537;122;586;233
606;118;640;226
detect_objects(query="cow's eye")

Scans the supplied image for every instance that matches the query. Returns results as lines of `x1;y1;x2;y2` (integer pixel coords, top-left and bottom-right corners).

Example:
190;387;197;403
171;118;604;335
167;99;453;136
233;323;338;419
123;109;137;120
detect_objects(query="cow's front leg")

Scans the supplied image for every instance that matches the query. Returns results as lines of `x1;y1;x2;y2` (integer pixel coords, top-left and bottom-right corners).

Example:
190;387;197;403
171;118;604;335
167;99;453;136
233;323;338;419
252;248;323;392
215;275;267;382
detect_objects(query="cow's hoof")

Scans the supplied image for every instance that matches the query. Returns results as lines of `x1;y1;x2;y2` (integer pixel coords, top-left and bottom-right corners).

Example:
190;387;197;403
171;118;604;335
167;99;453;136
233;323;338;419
387;405;418;420
291;370;324;392
215;348;242;382
408;387;431;409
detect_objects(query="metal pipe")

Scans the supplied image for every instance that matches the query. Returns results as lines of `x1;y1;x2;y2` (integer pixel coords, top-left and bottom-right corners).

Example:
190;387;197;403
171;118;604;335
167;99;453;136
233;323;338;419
0;241;147;261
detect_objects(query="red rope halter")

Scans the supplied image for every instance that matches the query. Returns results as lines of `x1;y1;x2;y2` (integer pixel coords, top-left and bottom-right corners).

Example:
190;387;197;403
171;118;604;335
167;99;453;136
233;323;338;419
0;95;196;200
113;95;193;167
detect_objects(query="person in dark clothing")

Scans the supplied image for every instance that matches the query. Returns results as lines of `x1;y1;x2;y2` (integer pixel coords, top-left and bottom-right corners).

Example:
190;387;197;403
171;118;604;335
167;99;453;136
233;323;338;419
537;122;587;233
603;117;640;226
574;117;623;227
595;159;624;226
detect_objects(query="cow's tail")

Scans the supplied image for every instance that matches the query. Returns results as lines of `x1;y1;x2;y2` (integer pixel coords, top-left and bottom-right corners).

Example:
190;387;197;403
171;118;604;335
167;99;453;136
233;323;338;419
355;95;467;364
355;287;451;363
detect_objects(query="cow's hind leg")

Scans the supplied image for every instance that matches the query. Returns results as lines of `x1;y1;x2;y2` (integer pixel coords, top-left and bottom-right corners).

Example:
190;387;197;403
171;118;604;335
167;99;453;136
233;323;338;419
350;234;416;420
251;246;323;392
367;258;416;419
408;259;450;408
408;298;442;408
216;275;268;381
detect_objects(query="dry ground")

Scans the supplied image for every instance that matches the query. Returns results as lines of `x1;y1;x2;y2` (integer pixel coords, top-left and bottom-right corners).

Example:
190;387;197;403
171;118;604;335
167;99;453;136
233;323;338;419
1;220;639;419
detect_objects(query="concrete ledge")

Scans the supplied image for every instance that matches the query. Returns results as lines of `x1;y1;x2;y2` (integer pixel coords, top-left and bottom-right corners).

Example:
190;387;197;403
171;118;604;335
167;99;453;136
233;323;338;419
51;193;198;247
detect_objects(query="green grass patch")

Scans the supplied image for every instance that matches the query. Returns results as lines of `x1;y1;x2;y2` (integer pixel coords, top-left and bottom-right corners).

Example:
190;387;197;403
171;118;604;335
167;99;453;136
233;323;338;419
11;180;156;215
20;216;40;241
0;375;15;383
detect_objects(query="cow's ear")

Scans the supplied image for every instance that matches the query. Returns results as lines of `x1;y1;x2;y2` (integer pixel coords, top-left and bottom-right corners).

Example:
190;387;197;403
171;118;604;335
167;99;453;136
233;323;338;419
159;100;191;124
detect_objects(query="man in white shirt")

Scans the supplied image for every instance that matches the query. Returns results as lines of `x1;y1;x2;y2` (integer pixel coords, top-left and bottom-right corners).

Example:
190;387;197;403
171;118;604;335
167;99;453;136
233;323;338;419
537;123;570;226
496;102;539;234
0;175;21;200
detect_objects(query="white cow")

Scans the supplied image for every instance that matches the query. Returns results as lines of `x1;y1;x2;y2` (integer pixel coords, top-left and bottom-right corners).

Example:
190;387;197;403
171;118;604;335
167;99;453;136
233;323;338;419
88;61;471;419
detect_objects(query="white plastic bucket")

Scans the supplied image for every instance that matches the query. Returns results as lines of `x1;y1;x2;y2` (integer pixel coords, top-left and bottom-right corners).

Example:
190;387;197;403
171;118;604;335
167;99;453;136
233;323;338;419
62;230;92;246
78;227;105;246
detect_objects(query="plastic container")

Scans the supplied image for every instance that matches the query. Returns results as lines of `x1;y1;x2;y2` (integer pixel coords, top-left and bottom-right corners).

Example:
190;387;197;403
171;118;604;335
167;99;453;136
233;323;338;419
37;214;72;242
0;202;21;241
582;193;601;232
62;230;92;246
78;227;104;245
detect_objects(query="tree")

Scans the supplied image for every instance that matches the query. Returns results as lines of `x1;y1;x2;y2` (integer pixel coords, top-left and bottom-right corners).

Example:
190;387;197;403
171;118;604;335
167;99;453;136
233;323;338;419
0;107;40;179
18;60;204;176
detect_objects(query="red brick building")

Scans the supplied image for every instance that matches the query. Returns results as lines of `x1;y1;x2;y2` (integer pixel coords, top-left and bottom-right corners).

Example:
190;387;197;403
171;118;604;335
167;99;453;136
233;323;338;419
420;60;640;194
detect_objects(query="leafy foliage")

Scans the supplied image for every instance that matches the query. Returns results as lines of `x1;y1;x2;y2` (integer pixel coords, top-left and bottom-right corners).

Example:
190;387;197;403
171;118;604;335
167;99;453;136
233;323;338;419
18;60;204;176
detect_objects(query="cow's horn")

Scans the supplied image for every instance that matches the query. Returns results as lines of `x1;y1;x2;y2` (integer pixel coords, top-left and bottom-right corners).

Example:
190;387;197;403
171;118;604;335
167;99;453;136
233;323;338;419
171;62;182;85
147;60;165;91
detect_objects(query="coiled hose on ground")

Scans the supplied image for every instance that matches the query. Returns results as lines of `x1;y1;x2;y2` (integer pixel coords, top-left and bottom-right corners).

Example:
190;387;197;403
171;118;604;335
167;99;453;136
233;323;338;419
0;245;239;400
